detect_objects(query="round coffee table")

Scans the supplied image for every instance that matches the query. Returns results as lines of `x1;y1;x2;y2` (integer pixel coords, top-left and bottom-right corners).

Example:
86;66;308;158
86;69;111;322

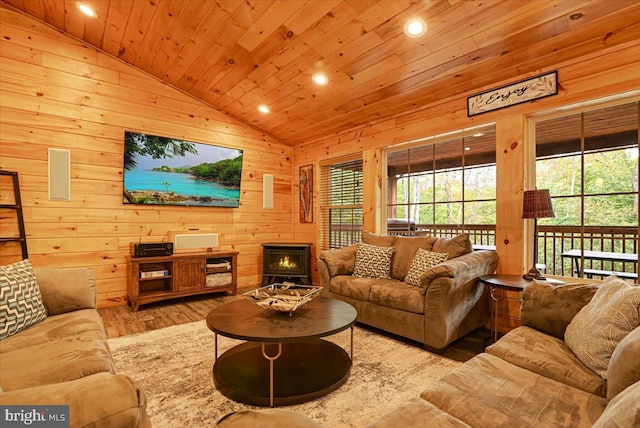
206;297;357;407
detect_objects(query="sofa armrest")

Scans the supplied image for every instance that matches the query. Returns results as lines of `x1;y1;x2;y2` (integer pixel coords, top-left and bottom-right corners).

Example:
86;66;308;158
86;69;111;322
421;251;498;349
520;281;599;339
318;245;357;277
418;250;499;288
317;257;332;296
33;267;96;316
0;372;150;428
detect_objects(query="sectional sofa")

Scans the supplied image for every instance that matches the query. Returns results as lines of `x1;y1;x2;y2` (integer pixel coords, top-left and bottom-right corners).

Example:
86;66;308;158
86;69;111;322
0;261;150;427
369;278;640;427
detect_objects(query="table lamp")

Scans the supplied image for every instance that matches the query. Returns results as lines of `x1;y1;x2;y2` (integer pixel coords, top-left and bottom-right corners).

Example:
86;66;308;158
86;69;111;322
522;189;555;280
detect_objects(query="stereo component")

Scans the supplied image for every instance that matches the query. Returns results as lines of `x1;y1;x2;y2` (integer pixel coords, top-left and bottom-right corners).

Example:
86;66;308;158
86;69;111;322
130;242;174;258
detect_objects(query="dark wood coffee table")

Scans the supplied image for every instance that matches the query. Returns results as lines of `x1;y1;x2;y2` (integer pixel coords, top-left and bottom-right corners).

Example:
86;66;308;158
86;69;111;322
206;297;357;407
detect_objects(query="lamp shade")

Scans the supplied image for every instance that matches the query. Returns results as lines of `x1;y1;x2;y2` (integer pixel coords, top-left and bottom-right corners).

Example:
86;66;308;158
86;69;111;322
522;189;555;219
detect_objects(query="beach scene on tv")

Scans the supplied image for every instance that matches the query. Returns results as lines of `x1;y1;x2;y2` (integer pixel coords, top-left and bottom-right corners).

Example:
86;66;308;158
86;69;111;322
123;131;243;207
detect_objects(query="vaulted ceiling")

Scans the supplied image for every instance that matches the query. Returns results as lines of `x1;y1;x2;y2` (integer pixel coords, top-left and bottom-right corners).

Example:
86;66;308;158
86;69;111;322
3;0;640;146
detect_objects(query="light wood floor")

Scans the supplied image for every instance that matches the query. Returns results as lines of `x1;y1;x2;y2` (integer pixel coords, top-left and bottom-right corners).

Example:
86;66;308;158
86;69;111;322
98;292;488;363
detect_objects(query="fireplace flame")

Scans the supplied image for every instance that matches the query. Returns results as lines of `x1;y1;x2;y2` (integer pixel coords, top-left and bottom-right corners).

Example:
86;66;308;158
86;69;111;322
278;256;297;269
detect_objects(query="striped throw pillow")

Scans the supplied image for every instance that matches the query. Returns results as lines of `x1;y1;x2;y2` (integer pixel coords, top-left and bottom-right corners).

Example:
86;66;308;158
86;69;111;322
0;259;47;340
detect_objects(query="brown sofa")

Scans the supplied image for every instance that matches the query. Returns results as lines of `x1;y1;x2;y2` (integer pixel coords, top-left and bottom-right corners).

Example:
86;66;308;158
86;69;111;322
0;266;150;428
369;280;640;427
317;232;499;351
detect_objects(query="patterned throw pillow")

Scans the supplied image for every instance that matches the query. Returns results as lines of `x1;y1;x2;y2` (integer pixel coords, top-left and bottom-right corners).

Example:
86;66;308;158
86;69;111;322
565;276;640;379
0;259;47;340
404;248;449;286
352;243;394;279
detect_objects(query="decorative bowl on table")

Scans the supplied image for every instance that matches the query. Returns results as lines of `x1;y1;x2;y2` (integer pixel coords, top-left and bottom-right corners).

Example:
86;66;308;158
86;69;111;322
243;282;322;313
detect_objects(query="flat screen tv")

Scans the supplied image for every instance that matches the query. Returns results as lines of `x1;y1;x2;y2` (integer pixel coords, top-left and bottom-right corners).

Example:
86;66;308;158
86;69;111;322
123;131;243;207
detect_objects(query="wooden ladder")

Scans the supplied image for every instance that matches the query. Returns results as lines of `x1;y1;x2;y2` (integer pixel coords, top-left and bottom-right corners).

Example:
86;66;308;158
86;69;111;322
0;170;28;260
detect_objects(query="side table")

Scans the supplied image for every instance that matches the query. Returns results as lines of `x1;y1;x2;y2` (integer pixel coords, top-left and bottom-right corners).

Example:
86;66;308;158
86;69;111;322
479;274;563;344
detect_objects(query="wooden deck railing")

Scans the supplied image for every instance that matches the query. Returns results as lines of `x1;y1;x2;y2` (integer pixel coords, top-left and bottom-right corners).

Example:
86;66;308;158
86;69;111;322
538;225;638;277
328;223;638;278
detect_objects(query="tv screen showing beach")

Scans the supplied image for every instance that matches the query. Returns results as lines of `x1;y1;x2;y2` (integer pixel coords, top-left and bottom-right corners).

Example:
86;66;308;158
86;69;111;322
123;131;243;207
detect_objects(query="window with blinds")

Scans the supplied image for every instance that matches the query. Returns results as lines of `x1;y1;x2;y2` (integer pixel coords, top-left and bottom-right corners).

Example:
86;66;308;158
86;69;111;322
319;157;363;250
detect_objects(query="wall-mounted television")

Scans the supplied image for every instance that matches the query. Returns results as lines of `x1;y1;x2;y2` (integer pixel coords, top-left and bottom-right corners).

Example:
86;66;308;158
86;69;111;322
123;131;243;207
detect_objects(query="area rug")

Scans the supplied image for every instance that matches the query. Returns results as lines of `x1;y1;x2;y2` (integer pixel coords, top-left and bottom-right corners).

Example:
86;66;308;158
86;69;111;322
108;321;462;427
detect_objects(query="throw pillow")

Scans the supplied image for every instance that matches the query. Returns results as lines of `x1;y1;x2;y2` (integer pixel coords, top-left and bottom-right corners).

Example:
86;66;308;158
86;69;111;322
390;235;438;281
432;234;473;259
352;243;394;279
564;276;640;379
404;249;448;286
0;259;47;340
34;267;97;315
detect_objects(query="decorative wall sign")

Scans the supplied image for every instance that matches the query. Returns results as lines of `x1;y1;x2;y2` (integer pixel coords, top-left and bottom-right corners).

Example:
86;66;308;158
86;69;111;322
299;164;313;223
467;71;558;117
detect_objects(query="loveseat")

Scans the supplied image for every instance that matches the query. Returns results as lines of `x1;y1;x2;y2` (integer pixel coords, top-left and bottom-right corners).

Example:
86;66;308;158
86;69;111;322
369;277;640;427
0;261;150;427
318;232;499;351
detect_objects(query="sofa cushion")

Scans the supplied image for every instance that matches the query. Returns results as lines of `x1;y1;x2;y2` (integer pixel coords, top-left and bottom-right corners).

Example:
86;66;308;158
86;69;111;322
329;276;406;302
0;259;47;340
486;326;606;397
0;309;107;354
521;280;599;339
366;397;471;428
362;231;396;247
432;234;472;260
353;243;394;279
0;334;115;391
592;380;640;428
34;267;96;315
404;249;448;286
319;245;357;276
420;353;607;428
565;276;640;379
216;409;323;427
607;326;640;401
369;282;424;314
0;372;150;428
390;235;438;280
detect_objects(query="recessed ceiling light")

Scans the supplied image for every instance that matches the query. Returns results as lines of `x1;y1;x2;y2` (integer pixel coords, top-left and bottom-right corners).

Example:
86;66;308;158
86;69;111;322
76;2;97;18
258;105;270;114
404;18;427;37
473;133;484;137
312;73;328;85
464;146;471;151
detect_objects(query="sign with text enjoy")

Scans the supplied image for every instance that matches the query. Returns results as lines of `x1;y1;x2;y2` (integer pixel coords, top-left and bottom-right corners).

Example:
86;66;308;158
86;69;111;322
467;71;558;116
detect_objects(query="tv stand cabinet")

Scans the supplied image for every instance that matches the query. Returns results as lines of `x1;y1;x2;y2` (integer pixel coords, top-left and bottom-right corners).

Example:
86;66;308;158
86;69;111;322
127;251;238;312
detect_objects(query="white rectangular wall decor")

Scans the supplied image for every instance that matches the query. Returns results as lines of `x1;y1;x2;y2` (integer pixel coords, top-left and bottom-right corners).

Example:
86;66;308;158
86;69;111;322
48;148;71;201
173;233;219;252
263;174;274;209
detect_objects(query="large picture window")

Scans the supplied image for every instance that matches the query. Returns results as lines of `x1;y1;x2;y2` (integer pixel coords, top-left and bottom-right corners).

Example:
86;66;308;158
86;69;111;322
386;125;497;246
534;100;639;279
319;157;363;250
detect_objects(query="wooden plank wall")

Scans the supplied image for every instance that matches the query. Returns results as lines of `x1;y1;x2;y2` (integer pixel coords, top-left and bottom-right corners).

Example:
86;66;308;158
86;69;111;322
293;40;640;334
0;5;293;308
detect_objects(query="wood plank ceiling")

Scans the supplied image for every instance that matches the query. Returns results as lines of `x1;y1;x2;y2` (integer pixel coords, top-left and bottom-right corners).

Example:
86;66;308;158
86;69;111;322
2;0;640;146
